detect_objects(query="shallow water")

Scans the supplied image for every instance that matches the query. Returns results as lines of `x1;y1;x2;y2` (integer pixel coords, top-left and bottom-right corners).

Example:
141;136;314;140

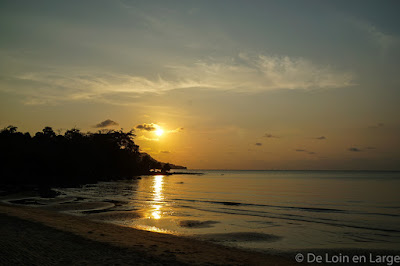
11;170;400;252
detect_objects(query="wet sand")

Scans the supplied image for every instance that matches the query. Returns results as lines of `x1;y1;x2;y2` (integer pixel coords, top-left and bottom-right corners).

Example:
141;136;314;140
0;203;296;265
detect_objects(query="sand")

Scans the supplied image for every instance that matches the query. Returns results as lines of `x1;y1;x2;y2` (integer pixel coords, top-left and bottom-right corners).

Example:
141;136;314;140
0;203;296;265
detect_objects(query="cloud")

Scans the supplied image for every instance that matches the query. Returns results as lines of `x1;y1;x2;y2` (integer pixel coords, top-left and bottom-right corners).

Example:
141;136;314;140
3;52;355;105
315;136;326;140
135;123;157;131
295;149;316;155
352;19;400;52
255;143;263;146
135;123;183;138
137;135;159;141
94;119;119;128
348;147;362;152
135;123;183;135
170;53;354;92
369;123;384;129
160;150;170;154
264;133;279;138
348;146;378;152
167;127;184;133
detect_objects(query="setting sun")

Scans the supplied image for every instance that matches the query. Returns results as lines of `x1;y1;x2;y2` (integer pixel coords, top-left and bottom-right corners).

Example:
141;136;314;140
155;128;164;137
1;2;400;263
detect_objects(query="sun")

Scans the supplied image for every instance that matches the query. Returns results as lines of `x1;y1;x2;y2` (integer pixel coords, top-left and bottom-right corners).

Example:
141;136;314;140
155;128;164;136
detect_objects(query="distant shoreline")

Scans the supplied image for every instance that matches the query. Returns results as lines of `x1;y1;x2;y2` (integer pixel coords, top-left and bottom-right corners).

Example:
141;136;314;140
154;171;204;175
186;169;400;172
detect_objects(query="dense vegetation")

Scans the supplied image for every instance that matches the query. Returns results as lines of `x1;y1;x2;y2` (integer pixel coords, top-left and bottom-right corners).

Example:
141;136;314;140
0;126;173;188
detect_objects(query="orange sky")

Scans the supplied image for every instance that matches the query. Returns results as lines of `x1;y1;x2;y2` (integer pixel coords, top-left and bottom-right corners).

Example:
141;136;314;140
1;1;400;170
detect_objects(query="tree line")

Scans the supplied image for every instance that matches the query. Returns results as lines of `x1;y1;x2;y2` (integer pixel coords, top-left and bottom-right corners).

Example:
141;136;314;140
0;126;172;187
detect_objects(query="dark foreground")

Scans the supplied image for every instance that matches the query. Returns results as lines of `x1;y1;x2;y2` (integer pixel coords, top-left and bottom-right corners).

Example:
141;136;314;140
0;203;296;265
0;214;181;266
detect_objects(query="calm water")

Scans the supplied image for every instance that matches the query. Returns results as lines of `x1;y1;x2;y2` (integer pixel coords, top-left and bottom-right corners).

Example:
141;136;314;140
47;171;400;251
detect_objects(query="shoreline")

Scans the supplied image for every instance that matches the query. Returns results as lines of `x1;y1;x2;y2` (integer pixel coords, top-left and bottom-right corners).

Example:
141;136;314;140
0;203;296;265
1;202;399;265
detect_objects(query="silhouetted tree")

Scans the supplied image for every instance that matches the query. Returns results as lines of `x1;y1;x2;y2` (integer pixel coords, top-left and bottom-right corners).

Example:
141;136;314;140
162;163;171;174
0;125;163;188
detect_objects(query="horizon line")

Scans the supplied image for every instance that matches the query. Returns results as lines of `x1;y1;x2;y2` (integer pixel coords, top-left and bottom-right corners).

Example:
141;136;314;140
182;169;400;172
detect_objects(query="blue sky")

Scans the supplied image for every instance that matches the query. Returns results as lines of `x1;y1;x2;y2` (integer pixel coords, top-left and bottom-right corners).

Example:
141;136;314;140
1;0;399;169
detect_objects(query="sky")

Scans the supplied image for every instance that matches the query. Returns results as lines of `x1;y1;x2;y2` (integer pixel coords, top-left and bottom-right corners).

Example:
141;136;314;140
1;0;400;170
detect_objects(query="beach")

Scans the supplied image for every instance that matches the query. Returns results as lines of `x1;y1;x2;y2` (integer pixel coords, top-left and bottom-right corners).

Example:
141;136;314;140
0;203;295;265
1;171;399;265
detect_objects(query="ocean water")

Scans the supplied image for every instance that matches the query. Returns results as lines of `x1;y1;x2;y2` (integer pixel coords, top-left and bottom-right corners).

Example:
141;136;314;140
38;171;400;251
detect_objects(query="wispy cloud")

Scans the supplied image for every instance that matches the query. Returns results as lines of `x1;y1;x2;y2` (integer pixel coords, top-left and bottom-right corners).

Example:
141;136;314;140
264;133;279;138
94;119;119;128
352;19;400;53
167;127;184;133
169;53;354;92
295;149;316;155
348;146;377;152
2;52;355;105
137;135;159;141
368;123;384;129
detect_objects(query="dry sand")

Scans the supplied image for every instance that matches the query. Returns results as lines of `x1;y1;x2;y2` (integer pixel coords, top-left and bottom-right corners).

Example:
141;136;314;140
0;203;296;265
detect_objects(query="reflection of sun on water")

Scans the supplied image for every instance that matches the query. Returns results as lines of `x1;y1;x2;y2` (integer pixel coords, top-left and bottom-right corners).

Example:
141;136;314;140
152;205;161;219
151;175;164;219
135;225;172;234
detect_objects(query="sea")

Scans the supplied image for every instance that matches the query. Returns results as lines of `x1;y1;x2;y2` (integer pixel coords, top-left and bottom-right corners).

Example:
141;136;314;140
13;170;400;252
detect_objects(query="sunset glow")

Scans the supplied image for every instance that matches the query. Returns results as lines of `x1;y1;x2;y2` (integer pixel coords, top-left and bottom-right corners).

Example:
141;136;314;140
1;2;400;262
154;128;164;137
0;1;399;170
